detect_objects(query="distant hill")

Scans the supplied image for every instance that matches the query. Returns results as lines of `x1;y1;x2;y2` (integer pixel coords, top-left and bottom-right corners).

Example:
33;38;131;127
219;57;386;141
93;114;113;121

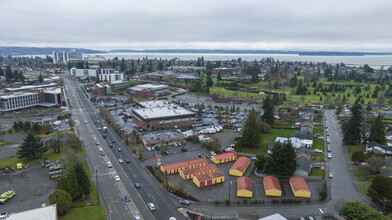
110;49;392;56
0;46;105;56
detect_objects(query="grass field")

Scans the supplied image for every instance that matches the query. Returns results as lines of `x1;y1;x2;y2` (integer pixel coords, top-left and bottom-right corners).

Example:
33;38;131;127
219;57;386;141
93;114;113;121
59;205;106;220
345;145;364;160
309;169;325;178
313;124;324;136
38;130;74;138
353;166;373;182
312;139;324;151
238;128;298;156
358;183;371;200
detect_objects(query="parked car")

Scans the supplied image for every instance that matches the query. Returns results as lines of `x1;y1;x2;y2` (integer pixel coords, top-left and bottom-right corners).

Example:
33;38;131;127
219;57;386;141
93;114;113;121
314;149;323;153
178;200;190;205
109;144;113;148
125;195;131;202
250;156;257;161
119;159;124;163
112;140;115;143
134;183;141;188
134;215;141;220
210;151;216;156
312;163;321;169
148;203;156;210
329;173;333;178
115;176;120;182
327;145;331;152
328;153;332;159
165;150;170;155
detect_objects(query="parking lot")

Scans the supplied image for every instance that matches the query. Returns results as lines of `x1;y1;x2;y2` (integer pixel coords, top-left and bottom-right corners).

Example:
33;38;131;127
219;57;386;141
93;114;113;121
0;164;57;214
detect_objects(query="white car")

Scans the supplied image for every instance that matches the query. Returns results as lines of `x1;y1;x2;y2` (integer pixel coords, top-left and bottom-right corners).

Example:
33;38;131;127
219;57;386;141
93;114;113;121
119;159;124;163
169;218;177;220
210;151;216;156
148;203;156;210
314;149;323;153
329;172;333;178
328;153;332;159
115;176;120;182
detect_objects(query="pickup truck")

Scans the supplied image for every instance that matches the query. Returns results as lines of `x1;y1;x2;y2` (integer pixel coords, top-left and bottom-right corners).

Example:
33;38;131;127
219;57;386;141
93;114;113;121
0;189;16;204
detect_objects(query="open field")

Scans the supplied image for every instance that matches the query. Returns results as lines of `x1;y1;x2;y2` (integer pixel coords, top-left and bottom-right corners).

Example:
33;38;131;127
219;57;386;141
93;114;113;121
59;206;106;220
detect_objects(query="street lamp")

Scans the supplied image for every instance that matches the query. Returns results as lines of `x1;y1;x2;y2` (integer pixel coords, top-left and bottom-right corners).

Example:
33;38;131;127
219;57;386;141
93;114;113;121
109;200;118;220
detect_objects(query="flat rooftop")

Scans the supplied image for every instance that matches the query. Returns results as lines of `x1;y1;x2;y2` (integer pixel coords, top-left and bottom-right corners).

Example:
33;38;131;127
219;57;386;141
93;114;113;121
140;129;185;143
136;100;171;108
131;84;169;91
5;83;58;92
7;204;57;220
0;92;37;99
133;104;195;120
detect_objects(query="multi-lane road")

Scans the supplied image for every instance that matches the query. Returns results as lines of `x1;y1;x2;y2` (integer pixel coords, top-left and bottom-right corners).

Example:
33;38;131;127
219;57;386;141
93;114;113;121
64;76;370;219
64;76;183;220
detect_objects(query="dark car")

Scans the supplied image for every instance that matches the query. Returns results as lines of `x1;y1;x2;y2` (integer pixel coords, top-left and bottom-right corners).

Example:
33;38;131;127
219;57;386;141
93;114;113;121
126;159;130;163
155;146;161;151
124;195;131;202
134;183;141;188
103;135;107;139
109;144;113;148
165;150;170;155
112;140;115;143
178;200;190;205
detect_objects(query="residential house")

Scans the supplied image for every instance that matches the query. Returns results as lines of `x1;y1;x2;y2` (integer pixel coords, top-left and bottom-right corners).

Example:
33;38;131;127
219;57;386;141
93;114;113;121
299;121;313;128
294;147;312;176
297;108;314;120
300;126;313;135
366;141;392;155
292;133;313;148
274;137;302;149
386;131;392;143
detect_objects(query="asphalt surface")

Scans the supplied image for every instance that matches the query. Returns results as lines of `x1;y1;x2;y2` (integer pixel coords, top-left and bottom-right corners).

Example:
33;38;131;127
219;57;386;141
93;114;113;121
0;144;19;160
64;76;370;219
64;76;184;220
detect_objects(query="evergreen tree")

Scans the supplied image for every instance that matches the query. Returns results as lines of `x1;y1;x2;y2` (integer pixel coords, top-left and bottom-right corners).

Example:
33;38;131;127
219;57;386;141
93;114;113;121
73;162;90;195
157;61;164;71
5;65;13;81
17;132;47;160
48;190;72;216
264;142;297;176
32;122;40;133
368;175;392;207
343;98;363;144
240;109;261;146
0;68;3;76
120;58;126;72
56;167;83;200
261;95;274;125
217;72;222;81
368;114;386;145
206;76;213;87
39;73;44;83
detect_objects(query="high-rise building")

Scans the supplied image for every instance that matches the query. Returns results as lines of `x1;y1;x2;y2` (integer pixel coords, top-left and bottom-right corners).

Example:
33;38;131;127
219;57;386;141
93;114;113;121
53;50;83;64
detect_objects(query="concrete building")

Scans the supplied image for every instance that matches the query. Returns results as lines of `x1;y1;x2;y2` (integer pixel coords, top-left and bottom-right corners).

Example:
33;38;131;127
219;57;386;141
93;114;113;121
6;204;57;220
0;87;62;112
179;164;218;180
210;151;237;164
110;80;129;91
87;55;105;64
127;84;170;97
237;176;253;198
139;130;185;147
70;68;98;77
95;83;112;96
4;83;59;93
229;157;251;177
132;101;196;129
263;176;282;197
192;170;224;187
98;69;123;82
53;51;83;64
160;158;207;174
289;177;311;198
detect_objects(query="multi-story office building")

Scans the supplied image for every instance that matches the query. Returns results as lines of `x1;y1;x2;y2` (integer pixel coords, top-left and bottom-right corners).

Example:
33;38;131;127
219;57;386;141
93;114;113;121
53;51;83;64
4;83;59;93
70;68;98;77
98;69;123;82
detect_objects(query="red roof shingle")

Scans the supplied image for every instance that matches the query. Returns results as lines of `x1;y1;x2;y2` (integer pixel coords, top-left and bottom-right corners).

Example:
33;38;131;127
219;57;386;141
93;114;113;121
230;157;250;172
161;158;207;171
290;176;310;192
263;176;281;191
193;171;224;182
237;176;252;192
212;151;237;160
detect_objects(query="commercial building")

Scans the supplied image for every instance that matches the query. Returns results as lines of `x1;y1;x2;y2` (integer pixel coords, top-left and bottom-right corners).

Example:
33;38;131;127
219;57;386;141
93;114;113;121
139;130;185;147
6;204;57;220
0;87;62;112
263;176;282;197
53;51;83;64
70;68;98;77
4;83;59;93
210;151;237;164
98;69;123;82
237;176;253;198
179;164;218;180
132;101;196;129
289;176;311;198
127;84;170;97
87;55;105;64
160;158;207;174
95;83;112;96
110;80;129;91
192;170;225;187
229;157;251;176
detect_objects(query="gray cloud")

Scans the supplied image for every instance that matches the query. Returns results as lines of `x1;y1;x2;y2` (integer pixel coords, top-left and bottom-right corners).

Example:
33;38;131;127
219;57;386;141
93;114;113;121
0;0;391;51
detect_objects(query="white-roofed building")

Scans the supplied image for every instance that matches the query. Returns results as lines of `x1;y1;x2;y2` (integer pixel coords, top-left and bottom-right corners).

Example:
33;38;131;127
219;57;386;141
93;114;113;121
6;204;57;220
127;84;169;97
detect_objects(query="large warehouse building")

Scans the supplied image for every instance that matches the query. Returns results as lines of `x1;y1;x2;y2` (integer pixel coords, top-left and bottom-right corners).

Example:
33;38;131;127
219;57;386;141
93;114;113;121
289;176;311;198
210;151;237;164
229;157;251;177
127;84;169;97
160;158;207;174
192;170;225;187
132;100;196;129
263;176;282;197
237;176;253;198
179;164;218;180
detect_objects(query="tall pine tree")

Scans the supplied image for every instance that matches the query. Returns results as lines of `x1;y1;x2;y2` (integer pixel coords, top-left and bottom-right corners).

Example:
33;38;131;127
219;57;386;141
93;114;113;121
5;65;13;81
39;73;44;83
261;95;274;125
240;109;261;146
0;68;3;76
343;98;363;145
17;132;47;160
264;142;297;176
368;114;386;145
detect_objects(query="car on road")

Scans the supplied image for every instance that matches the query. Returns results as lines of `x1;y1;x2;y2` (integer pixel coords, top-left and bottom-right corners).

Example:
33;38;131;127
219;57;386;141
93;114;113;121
126;159;130;163
328;153;332;159
210;151;216;156
112;140;115;143
109;144;113;148
134;183;141;188
85;120;87;124
98;127;101;130
115;176;120;182
103;135;107;139
118;148;122;152
96;141;100;145
124;195;131;202
148;203;156;210
329;172;333;178
107;161;112;168
327;145;331;152
169;218;177;220
119;159;124;163
134;215;141;220
178;199;190;205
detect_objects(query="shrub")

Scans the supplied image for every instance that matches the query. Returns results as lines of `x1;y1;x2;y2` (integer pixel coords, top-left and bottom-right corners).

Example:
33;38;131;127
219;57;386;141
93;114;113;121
243;200;247;204
319;182;327;201
225;199;230;205
306;198;311;203
48;190;72;216
271;199;279;204
214;200;220;205
295;199;303;203
181;147;187;152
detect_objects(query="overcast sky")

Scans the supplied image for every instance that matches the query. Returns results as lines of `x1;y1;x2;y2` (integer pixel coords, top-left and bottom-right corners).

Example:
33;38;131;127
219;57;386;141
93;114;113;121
0;0;391;52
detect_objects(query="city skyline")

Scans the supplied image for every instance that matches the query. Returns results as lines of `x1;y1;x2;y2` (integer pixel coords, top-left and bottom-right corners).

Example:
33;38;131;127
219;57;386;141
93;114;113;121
0;0;392;52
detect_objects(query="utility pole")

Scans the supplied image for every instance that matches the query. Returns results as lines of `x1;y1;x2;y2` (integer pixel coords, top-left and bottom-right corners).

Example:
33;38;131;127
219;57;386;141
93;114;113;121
96;169;99;204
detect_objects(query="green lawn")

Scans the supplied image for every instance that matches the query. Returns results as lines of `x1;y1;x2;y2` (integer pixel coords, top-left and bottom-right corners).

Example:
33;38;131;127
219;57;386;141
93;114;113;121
38;130;74;138
312;153;325;162
312;139;324;151
313;125;324;136
353;166;373;182
309;169;325;178
209;86;264;98
358;183;371;200
238;128;298;155
59;205;106;220
345;145;364;160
